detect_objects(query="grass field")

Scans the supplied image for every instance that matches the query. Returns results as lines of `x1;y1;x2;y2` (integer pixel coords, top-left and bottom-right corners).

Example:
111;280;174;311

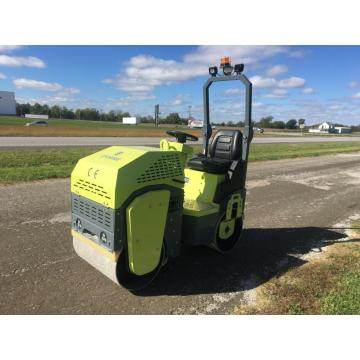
0;116;201;137
321;223;360;314
1;142;360;183
235;222;360;315
2;116;359;137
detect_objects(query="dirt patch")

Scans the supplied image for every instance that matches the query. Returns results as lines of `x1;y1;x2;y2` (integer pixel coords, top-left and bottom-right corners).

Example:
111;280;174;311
247;179;271;189
234;214;360;314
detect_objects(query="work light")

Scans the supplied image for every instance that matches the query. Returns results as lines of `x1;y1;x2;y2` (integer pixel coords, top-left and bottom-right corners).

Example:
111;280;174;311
234;63;244;74
209;66;218;77
220;56;233;76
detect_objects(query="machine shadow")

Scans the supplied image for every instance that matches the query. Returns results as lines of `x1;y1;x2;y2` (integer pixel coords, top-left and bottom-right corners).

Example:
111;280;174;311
136;226;357;297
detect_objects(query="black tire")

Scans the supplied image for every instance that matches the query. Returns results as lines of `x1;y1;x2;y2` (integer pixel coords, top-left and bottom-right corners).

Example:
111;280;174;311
116;245;166;292
211;215;243;253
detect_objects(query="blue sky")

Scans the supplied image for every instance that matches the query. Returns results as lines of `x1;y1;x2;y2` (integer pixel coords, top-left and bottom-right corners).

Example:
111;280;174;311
1;45;360;125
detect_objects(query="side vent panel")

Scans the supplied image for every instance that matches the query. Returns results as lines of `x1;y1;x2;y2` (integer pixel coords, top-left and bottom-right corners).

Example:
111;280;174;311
73;179;111;200
136;154;183;184
72;195;113;230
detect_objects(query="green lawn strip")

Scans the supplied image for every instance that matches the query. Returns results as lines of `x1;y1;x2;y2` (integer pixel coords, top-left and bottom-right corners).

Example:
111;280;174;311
249;142;360;161
1;142;360;183
321;265;360;315
0;116;175;129
0;147;100;182
320;224;360;315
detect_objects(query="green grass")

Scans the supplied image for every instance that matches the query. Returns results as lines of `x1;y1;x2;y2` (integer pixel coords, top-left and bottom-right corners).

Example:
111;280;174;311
0;147;100;182
321;224;360;315
249;142;360;161
1;142;360;183
235;222;360;315
0;115;156;128
321;265;360;314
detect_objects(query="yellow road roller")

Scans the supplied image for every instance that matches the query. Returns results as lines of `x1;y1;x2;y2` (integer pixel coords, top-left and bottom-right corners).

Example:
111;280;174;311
71;57;253;290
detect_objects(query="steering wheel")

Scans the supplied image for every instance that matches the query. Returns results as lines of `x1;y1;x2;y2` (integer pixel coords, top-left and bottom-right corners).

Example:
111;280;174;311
166;130;198;143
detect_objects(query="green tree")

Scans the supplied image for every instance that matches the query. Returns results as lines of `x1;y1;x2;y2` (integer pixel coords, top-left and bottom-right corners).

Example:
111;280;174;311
272;120;286;129
16;102;31;116
50;105;61;119
164;112;182;124
286;119;297;129
259;116;273;128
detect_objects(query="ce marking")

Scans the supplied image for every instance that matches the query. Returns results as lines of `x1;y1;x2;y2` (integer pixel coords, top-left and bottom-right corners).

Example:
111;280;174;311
88;167;100;179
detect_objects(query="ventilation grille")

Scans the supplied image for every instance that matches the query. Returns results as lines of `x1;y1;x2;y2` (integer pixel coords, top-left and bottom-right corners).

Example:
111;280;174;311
136;154;183;183
73;179;111;200
72;196;112;230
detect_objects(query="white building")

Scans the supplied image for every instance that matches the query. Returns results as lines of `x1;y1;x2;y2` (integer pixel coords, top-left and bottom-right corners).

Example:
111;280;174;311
0;91;16;115
25;114;49;120
318;122;334;131
334;126;351;134
122;117;139;125
309;121;351;134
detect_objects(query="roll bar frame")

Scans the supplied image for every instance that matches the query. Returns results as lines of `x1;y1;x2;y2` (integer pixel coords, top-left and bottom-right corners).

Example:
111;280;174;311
202;73;253;165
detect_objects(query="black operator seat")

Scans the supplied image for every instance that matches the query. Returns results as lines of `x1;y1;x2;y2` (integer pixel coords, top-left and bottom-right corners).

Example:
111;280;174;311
188;130;242;174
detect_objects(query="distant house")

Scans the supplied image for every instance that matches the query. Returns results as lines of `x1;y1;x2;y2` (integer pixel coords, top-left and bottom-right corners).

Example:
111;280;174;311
334;126;351;134
318;122;334;131
309;121;351;134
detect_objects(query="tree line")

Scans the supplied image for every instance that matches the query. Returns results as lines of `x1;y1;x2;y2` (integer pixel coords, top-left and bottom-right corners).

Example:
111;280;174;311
16;103;131;122
16;102;192;124
214;116;304;129
15;102;358;131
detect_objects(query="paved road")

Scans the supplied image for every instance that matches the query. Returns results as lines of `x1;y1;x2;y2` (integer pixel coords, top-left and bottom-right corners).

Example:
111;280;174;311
1;153;360;314
0;135;359;148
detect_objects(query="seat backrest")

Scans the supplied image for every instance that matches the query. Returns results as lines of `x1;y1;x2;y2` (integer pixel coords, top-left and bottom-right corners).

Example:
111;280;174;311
209;130;242;160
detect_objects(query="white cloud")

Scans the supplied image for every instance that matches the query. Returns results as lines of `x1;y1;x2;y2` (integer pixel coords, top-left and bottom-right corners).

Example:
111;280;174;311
266;64;288;77
14;78;80;106
328;104;344;110
265;88;289;98
107;54;205;92
107;93;156;108
249;75;277;88
104;46;288;94
19;95;74;105
57;87;80;96
14;78;63;91
302;87;315;94
101;78;114;84
164;94;192;107
278;77;306;88
288;50;306;58
13;79;80;96
353;92;360;99
171;99;183;106
0;73;6;79
224;88;242;96
0;45;23;53
0;55;46;68
184;45;287;65
350;81;360;89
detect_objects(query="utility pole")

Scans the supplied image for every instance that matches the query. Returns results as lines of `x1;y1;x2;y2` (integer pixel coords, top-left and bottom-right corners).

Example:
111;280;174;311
154;104;160;127
188;105;192;119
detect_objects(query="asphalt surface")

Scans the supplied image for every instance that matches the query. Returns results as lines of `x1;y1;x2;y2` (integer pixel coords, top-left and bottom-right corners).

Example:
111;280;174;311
0;135;359;148
1;153;360;314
